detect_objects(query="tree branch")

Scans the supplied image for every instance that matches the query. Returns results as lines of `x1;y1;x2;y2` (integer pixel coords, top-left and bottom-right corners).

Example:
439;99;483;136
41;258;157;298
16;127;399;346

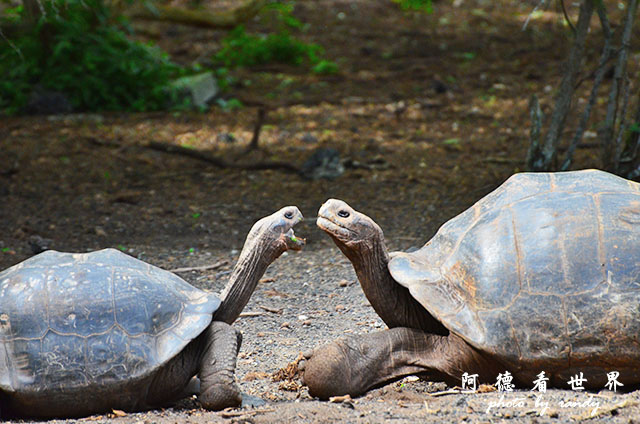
146;141;301;174
613;75;632;171
526;94;544;170
601;0;637;171
248;107;267;151
561;1;613;171
532;0;594;171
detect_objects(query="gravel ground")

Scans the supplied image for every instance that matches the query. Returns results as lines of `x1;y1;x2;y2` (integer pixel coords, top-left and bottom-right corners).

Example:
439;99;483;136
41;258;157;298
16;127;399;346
6;245;640;424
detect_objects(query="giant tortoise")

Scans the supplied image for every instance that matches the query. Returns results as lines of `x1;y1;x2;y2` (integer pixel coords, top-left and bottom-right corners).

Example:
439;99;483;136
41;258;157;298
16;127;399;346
303;169;640;398
0;206;304;418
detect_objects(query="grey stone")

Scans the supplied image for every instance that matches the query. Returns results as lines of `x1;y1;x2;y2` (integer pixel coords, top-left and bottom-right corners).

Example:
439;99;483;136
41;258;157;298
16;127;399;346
172;72;219;108
301;148;344;180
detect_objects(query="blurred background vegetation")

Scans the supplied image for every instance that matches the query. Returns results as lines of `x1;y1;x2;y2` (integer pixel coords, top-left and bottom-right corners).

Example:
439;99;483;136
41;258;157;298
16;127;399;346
0;0;638;176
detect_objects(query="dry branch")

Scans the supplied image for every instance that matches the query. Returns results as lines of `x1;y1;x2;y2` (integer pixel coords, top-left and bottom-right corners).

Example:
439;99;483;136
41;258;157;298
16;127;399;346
146;141;300;174
168;260;228;273
526;94;543;170
125;0;267;29
247;107;267;151
601;0;638;171
561;2;614;171
529;0;594;171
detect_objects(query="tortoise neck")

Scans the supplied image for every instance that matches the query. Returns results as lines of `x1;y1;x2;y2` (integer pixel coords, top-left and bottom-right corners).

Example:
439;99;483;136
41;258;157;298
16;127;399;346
213;238;282;324
349;237;448;335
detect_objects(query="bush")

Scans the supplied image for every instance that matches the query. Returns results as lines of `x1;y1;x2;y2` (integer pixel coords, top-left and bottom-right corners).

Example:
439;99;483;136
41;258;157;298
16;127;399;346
214;2;338;74
0;0;188;114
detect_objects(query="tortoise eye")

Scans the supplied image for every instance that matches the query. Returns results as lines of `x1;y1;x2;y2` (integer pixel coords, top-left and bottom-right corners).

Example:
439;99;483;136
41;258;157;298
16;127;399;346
337;210;350;218
284;211;294;219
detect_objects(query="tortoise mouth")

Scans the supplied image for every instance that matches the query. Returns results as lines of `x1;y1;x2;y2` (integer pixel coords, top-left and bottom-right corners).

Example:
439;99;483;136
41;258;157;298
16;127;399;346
283;228;305;250
316;216;355;240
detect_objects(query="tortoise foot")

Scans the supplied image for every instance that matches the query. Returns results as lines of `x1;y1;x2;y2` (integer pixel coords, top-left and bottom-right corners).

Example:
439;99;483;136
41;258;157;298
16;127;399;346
198;381;242;410
302;337;368;399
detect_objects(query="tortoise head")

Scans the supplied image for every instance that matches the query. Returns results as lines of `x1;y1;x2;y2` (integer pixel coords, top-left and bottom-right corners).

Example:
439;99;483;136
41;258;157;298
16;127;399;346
246;206;305;256
317;199;383;254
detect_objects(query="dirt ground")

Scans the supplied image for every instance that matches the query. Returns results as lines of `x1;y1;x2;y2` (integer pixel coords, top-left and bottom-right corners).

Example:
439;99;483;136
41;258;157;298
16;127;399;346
2;0;640;422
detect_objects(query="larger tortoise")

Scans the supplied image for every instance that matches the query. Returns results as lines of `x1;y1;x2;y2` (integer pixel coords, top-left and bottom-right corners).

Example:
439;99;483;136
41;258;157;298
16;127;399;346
0;206;304;418
304;170;640;398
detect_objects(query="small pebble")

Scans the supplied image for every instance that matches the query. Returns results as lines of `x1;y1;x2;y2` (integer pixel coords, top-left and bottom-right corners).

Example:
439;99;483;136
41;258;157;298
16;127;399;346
338;279;349;287
302;320;312;326
281;322;291;328
335;305;345;311
297;315;309;321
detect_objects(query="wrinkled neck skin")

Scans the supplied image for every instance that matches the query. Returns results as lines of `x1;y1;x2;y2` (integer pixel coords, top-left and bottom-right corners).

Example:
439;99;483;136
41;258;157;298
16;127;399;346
339;234;448;335
213;235;284;324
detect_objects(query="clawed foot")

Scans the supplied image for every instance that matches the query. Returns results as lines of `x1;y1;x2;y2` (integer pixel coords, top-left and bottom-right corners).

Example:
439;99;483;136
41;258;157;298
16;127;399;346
300;337;371;399
198;381;242;410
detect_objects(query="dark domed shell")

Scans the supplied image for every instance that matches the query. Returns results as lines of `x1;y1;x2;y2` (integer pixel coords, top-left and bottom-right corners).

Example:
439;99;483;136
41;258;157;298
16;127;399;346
389;170;640;365
0;248;220;393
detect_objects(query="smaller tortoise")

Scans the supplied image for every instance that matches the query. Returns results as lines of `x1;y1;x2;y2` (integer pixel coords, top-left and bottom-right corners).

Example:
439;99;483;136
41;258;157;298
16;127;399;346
304;170;640;398
0;206;304;418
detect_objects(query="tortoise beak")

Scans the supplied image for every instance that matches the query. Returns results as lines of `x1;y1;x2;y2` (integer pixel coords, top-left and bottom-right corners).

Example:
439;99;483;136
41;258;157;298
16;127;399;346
283;227;305;251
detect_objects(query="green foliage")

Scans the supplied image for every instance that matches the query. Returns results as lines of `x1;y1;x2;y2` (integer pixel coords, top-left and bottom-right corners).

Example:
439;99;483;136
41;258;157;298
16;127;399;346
392;0;433;12
214;26;338;73
216;97;244;110
0;0;188;114
215;26;321;68
312;59;339;75
213;2;337;74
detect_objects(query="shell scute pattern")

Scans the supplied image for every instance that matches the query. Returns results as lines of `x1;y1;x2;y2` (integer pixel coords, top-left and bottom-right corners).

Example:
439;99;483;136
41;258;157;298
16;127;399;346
0;248;220;392
390;170;640;363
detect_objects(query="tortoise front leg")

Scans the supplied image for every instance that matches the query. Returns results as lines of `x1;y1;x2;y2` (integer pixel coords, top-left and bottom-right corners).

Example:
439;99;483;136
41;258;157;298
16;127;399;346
197;321;243;410
302;328;498;399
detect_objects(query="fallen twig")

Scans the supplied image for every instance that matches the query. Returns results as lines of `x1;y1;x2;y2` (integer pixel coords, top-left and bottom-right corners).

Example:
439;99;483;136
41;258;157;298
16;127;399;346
428;389;461;397
146;141;300;174
483;156;522;164
238;311;265;318
329;394;353;403
220;408;274;418
572;399;638;420
168;260;228;273
259;305;283;314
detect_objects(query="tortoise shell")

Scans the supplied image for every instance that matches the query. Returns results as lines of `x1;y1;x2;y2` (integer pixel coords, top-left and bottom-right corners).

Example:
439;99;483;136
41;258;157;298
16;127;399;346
389;170;640;367
0;248;220;393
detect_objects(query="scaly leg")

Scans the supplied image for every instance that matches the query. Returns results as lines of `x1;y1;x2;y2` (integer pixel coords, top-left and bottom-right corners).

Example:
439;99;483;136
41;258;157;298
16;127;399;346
197;321;243;410
302;327;498;399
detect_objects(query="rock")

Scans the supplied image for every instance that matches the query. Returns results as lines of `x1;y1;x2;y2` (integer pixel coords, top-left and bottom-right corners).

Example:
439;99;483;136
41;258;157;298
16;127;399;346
431;79;449;94
301;133;318;144
301;148;344;180
28;235;53;254
171;72;219;108
217;133;236;144
24;87;73;115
